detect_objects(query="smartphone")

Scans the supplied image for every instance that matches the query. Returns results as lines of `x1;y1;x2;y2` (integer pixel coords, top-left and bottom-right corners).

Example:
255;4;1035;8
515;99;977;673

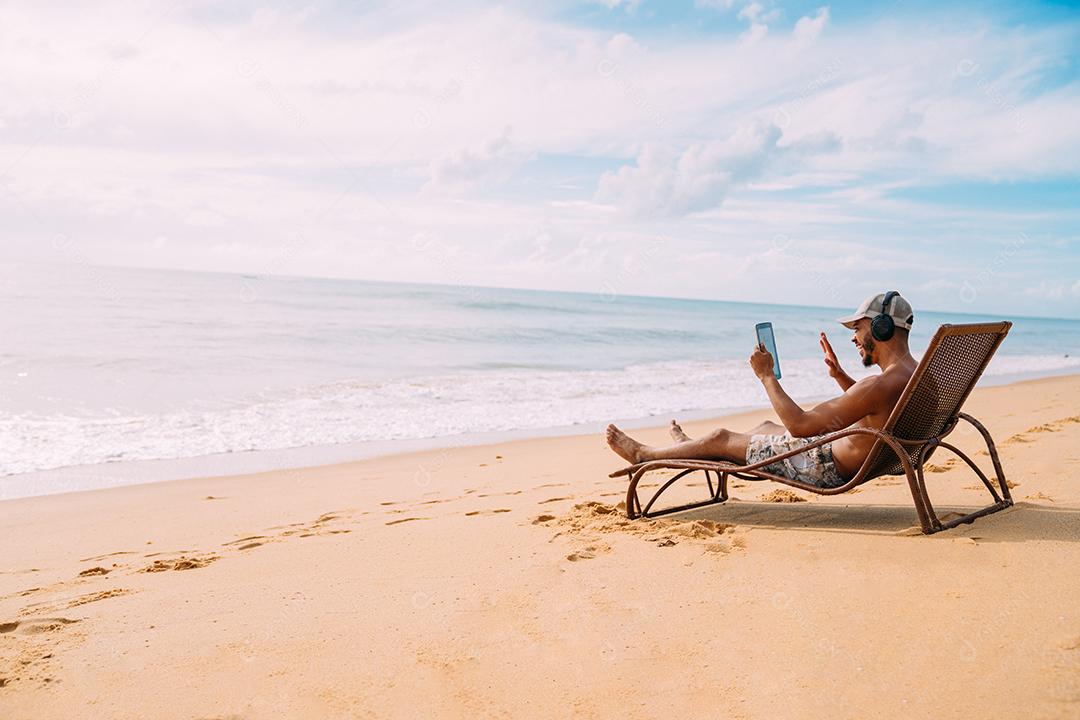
755;322;782;379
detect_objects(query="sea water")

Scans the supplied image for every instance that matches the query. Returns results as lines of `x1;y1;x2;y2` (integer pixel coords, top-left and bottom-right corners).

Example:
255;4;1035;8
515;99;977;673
2;262;1077;499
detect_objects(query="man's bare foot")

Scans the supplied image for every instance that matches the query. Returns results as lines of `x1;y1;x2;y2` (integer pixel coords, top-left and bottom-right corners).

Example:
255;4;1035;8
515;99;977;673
669;420;691;442
606;424;648;464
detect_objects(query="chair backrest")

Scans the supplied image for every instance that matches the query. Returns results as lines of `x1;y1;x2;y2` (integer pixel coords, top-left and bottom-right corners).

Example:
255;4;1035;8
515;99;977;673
858;321;1012;480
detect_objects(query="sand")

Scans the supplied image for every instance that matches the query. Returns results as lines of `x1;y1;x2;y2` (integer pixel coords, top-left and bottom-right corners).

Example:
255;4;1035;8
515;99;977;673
2;374;1079;719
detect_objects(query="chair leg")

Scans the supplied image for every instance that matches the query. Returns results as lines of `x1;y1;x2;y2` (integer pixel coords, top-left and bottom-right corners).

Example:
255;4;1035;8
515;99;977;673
959;412;1013;504
904;458;937;534
909;422;1013;534
625;467;727;520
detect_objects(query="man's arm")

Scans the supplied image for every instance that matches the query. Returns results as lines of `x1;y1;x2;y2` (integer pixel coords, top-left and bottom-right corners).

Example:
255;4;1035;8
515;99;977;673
750;345;880;438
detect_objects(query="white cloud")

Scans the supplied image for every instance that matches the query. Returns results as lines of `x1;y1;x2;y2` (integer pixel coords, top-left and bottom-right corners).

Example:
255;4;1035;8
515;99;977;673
738;2;765;22
0;2;1077;316
591;0;643;12
596;122;783;216
423;127;527;195
794;6;830;44
1022;279;1080;300
741;21;769;44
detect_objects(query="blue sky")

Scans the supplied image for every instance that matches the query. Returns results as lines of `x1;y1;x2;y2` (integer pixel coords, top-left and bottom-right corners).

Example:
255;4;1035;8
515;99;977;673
1;0;1078;317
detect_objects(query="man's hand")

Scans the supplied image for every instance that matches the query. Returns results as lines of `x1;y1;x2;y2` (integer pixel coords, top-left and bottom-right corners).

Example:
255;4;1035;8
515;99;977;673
750;344;775;380
820;332;855;391
820;332;843;379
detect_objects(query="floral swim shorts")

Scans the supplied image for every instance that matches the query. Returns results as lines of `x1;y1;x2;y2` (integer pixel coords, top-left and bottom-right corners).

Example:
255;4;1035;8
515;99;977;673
745;432;846;488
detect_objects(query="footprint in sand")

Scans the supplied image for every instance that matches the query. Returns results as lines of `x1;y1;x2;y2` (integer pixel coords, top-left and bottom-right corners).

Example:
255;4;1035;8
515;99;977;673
145;548;199;557
0;587;42;601
77;566;111;577
759;489;807;503
539;496;572;504
385;517;430;526
566;543;612;562
267;522;307;530
224;535;268;548
141;555;219;573
78;550;135;563
63;588;133;608
314;512;347;524
19;587;132;617
464;509;512;517
0;618;79;635
963;478;1017;491
552;502;744;558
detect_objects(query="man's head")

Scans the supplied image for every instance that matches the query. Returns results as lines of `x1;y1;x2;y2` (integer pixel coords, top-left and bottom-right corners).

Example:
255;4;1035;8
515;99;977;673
836;291;914;367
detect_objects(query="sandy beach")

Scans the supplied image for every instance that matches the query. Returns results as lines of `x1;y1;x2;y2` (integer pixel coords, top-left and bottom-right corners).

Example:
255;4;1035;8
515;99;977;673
2;373;1079;719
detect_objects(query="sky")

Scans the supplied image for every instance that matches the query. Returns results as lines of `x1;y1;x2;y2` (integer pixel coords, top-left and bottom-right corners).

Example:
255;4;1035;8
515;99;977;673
1;0;1078;318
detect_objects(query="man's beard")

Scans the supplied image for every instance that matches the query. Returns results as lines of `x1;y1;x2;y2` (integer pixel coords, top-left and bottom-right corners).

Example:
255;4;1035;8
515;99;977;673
861;336;876;366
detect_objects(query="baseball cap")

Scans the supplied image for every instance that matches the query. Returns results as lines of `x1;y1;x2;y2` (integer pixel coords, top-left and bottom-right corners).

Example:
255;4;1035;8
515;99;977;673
836;292;914;330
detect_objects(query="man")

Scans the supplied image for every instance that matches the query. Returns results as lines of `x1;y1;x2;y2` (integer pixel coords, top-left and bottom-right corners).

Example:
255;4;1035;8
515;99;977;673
605;292;918;488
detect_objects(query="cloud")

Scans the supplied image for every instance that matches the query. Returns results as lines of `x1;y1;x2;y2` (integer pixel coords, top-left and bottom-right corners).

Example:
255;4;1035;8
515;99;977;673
596;122;783;217
590;0;644;12
0;2;1077;317
794;7;830;44
423;127;528;195
695;0;780;42
1022;279;1080;300
741;20;769;44
738;2;764;22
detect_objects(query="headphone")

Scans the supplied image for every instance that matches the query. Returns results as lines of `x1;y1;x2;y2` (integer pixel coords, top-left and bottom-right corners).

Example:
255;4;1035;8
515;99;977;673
871;290;900;342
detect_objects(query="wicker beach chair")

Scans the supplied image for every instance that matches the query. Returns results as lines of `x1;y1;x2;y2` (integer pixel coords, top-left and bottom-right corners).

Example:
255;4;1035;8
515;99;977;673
609;322;1013;535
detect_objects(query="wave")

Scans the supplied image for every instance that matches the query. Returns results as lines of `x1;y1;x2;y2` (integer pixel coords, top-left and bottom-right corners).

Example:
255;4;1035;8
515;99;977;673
2;353;1076;480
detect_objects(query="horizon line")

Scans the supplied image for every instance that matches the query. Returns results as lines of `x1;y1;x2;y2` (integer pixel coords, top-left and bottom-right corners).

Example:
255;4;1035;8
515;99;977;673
20;258;1080;324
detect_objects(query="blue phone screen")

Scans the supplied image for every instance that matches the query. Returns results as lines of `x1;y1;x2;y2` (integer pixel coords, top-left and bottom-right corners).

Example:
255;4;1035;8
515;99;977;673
756;323;782;379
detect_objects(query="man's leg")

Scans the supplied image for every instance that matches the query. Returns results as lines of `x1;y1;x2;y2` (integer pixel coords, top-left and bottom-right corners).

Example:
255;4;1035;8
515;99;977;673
607;424;751;465
669;419;784;442
748;420;785;435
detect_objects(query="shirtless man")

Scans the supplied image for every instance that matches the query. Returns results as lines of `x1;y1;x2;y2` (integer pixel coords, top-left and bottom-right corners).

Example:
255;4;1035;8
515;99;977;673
605;292;918;488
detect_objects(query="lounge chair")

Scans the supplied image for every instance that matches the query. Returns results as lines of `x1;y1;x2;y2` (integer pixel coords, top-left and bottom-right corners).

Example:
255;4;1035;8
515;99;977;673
609;322;1013;534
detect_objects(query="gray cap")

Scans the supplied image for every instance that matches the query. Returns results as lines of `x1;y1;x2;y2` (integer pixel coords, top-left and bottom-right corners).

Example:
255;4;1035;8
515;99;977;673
836;292;914;330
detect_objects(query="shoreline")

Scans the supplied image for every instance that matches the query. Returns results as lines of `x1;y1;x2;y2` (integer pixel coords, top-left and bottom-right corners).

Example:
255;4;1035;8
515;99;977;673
5;368;1078;503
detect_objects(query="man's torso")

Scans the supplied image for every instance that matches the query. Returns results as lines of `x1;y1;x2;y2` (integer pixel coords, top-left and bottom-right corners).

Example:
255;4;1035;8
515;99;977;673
831;359;917;478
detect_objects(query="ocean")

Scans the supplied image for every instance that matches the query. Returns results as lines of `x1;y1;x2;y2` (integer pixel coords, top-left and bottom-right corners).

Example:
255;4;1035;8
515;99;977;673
2;262;1078;499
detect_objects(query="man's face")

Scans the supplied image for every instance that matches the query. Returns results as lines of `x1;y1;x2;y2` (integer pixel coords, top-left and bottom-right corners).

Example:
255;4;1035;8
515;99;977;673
851;318;876;367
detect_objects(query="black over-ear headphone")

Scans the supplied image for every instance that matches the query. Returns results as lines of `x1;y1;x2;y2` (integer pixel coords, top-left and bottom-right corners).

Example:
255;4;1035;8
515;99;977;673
871;290;900;342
